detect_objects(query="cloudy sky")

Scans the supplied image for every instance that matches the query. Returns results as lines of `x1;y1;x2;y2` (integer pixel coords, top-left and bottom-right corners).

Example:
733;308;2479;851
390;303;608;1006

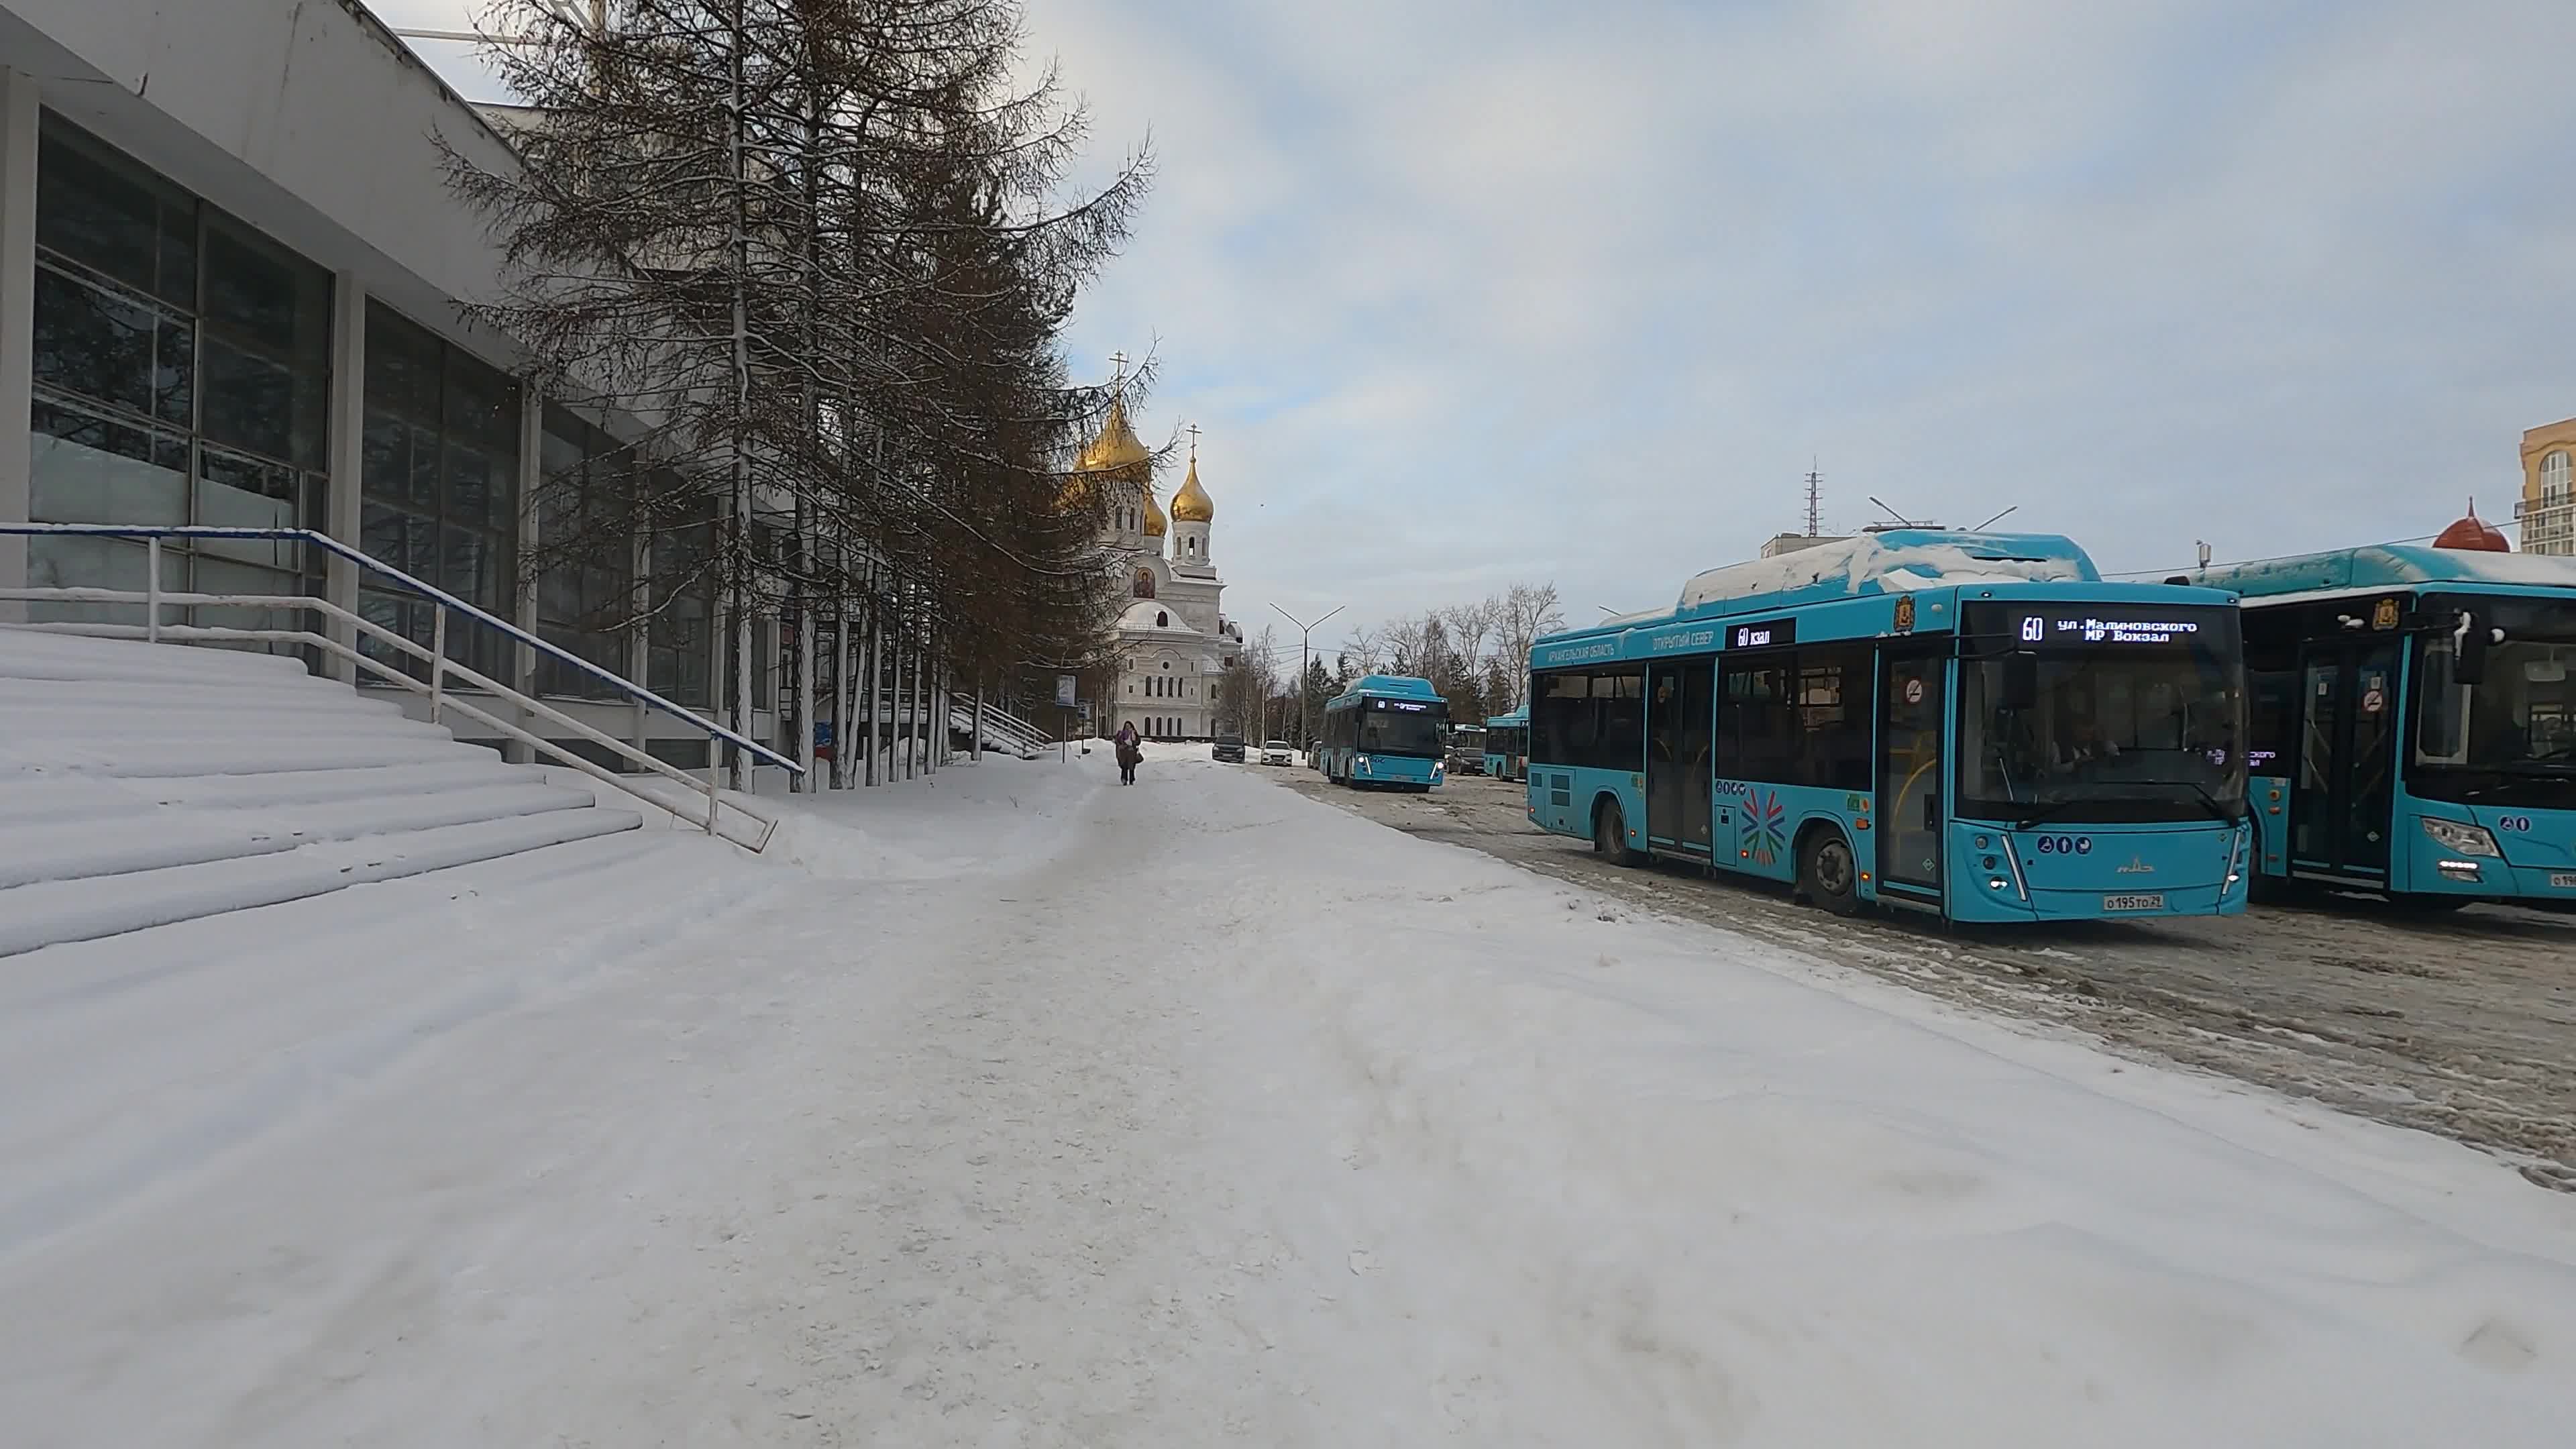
383;0;2576;657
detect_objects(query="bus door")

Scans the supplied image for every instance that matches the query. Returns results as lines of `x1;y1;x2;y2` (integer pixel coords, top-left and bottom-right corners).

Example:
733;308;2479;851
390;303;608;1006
2289;639;2402;877
1879;644;1947;897
1646;659;1715;855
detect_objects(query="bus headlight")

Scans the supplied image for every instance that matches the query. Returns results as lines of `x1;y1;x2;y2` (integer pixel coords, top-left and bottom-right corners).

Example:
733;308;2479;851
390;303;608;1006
2420;817;2501;858
1354;755;1372;773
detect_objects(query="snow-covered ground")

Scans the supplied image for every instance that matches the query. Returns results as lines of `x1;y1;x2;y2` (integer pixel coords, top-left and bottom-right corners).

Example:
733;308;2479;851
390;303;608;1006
5;743;2575;1446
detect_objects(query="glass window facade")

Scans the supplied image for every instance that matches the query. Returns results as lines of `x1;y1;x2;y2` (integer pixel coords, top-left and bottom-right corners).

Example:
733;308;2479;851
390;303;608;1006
28;117;325;641
22;113;710;711
535;404;636;700
359;301;522;682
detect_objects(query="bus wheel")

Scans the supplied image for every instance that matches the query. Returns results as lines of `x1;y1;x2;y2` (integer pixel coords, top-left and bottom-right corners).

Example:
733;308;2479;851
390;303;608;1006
1798;829;1861;916
1594;800;1640;866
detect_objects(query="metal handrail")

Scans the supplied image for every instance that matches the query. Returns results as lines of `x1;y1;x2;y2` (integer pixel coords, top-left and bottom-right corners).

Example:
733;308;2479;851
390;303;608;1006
0;522;801;774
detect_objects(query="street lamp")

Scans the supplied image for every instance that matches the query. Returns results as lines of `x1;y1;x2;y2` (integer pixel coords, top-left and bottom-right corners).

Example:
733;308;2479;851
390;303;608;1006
1270;601;1344;755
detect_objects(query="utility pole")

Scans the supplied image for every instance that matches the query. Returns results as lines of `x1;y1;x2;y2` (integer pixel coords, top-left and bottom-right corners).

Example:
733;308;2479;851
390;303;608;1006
1271;602;1343;753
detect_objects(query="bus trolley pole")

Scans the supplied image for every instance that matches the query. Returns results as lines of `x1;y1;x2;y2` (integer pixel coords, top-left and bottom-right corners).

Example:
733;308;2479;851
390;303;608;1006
1271;601;1343;759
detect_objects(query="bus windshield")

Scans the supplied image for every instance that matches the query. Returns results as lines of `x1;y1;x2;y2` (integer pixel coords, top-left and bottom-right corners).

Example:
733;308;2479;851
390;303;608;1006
2412;594;2576;804
1959;604;2247;824
1357;700;1446;757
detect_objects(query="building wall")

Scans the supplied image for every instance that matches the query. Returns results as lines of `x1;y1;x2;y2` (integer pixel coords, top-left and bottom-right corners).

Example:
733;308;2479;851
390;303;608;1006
0;0;526;337
2519;417;2575;557
0;1;758;757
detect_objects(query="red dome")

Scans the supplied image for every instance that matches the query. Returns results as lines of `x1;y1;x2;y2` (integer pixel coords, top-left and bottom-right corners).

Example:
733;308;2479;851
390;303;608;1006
2434;500;2510;552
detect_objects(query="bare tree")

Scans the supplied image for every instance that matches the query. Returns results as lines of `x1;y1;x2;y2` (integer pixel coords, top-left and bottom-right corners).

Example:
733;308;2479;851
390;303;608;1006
446;0;1148;783
1345;582;1561;720
1495;582;1564;708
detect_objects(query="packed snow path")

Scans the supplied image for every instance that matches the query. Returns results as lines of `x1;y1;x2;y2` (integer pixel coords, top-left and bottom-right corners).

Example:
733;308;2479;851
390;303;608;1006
7;750;2576;1446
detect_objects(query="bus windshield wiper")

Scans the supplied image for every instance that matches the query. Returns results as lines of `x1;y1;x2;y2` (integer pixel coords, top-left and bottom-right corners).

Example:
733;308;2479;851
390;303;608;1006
2015;781;2236;830
2013;798;2096;830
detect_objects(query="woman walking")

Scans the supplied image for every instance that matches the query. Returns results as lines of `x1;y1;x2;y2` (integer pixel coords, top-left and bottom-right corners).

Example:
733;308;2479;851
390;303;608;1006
1114;722;1141;786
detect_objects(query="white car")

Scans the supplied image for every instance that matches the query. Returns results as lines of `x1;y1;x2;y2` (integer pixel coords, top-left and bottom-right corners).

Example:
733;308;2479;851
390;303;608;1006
1260;740;1295;766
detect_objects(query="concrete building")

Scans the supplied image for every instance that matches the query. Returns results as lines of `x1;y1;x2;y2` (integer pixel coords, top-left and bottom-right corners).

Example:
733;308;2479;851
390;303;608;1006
2517;417;2575;556
0;0;790;768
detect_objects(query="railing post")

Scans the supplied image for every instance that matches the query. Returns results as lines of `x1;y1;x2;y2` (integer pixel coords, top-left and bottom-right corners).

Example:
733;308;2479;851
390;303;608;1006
428;604;447;724
705;749;721;835
145;537;161;643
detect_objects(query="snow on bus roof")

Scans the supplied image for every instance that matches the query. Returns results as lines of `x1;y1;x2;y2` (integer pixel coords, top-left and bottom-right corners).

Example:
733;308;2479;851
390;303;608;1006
1330;673;1444;704
1674;531;2096;615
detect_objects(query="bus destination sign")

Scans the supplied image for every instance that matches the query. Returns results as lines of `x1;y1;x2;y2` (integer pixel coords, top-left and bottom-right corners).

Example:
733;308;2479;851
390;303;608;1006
1728;617;1797;650
2019;614;2203;646
1368;698;1434;712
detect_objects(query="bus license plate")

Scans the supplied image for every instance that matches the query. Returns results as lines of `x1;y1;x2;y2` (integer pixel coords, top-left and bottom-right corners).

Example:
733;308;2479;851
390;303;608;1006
2553;873;2576;890
2102;893;2165;912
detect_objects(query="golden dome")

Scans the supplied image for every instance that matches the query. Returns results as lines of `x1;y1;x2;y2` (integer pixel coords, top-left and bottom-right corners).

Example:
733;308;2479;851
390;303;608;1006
1075;396;1151;474
1059;393;1152;513
1142;480;1167;537
1171;451;1214;523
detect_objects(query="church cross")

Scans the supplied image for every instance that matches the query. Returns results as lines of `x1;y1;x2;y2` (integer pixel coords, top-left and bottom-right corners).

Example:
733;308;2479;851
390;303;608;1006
1185;423;1201;455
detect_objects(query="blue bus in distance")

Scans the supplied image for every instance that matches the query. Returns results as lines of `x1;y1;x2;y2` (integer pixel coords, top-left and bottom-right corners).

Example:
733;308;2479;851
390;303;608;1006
1485;706;1529;782
1524;530;2253;924
2200;540;2576;910
1318;674;1449;791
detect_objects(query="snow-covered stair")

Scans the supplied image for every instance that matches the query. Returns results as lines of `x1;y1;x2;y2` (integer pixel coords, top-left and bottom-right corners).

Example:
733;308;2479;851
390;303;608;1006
0;630;644;957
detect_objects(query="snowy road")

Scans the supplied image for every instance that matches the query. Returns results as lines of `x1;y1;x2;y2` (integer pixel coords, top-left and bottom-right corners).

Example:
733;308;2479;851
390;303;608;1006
1294;771;2576;1189
7;749;2576;1445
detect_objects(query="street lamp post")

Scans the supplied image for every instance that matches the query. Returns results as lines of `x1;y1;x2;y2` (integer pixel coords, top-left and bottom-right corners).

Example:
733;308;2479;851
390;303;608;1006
1270;601;1344;756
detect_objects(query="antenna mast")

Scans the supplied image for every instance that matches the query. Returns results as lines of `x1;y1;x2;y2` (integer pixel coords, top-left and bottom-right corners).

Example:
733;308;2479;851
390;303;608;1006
1803;458;1823;537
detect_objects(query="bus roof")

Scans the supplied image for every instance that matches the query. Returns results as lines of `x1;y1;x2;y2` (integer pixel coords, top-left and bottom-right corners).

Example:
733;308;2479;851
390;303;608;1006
2200;543;2576;602
1536;530;2100;647
1326;673;1444;707
1485;706;1527;729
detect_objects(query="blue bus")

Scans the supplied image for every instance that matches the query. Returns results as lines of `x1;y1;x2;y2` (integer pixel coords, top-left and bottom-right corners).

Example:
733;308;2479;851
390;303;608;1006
2200;542;2576;910
1485;706;1529;782
1319;674;1449;790
1525;530;2252;923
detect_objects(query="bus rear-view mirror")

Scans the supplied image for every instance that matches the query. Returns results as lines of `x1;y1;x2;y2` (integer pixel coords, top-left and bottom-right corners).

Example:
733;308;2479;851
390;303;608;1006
2002;651;2039;710
2454;611;2490;686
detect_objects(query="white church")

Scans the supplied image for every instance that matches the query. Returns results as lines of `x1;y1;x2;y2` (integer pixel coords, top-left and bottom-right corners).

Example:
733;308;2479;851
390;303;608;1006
1065;388;1240;740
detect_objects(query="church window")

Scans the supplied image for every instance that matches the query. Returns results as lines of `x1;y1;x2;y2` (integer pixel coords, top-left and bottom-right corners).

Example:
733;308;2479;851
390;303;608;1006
1156;610;1169;628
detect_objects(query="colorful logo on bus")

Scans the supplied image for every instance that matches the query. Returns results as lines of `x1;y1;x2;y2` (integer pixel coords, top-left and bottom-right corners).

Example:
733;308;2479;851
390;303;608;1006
1743;789;1787;866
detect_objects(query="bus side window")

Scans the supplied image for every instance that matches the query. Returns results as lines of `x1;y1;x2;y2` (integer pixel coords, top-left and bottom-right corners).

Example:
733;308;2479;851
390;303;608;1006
1797;643;1875;789
1719;657;1798;783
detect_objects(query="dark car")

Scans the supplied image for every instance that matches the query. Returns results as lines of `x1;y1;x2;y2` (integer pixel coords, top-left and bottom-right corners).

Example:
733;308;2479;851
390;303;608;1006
1211;733;1246;763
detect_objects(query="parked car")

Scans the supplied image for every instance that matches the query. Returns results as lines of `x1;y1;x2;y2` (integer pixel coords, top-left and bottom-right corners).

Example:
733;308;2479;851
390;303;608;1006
1211;733;1246;763
1260;740;1295;766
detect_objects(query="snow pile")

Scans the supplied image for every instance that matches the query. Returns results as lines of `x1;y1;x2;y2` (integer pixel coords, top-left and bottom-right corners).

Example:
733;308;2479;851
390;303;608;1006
3;746;2571;1445
1677;530;2094;611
